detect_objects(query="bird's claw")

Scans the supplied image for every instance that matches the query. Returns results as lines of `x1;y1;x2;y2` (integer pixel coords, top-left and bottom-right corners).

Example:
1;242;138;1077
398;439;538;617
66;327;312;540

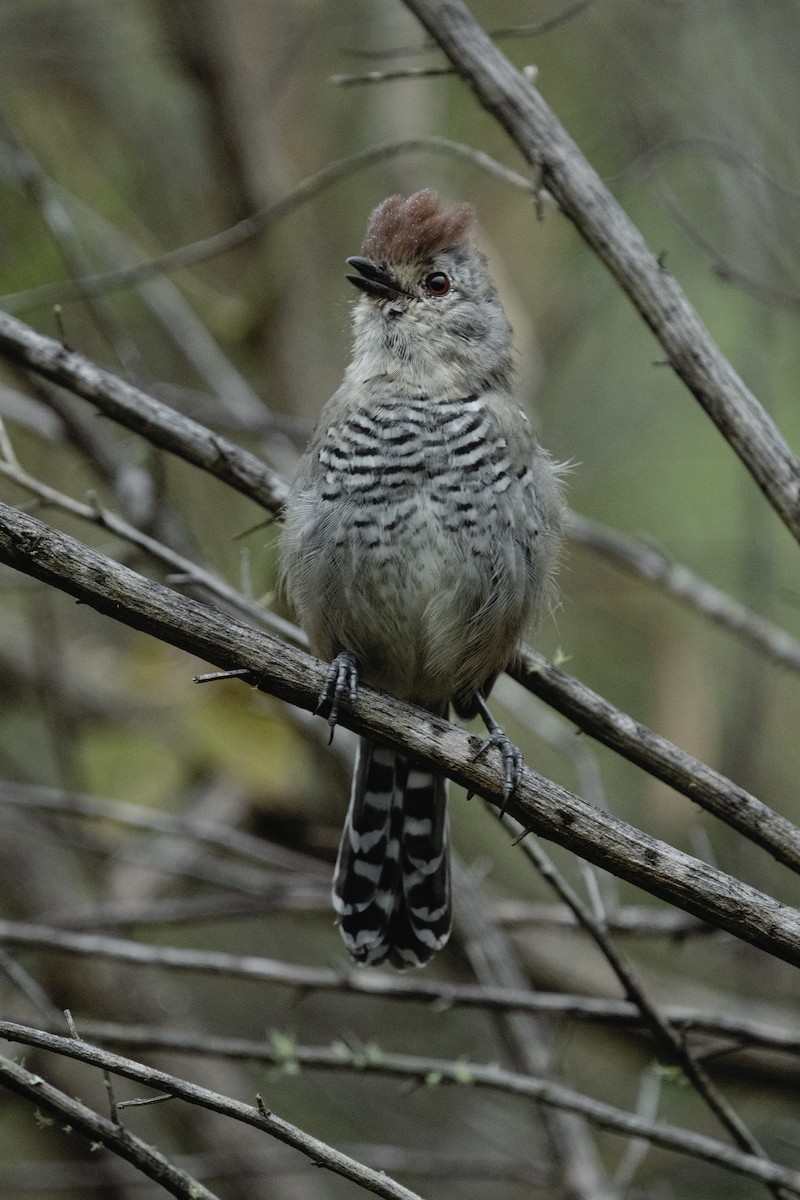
316;651;359;741
473;729;524;814
472;694;524;814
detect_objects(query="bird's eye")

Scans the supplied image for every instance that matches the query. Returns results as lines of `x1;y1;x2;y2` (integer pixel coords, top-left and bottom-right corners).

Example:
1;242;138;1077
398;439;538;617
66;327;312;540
424;272;451;296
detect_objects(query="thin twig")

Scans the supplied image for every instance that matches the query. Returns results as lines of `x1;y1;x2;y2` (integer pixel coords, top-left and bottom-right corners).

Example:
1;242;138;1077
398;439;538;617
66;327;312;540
0;1053;220;1200
0;946;62;1026
54;185;276;424
487;0;600;39
0;138;534;311
493;901;715;938
351;0;599;59
610;135;800;210
0;112;144;374
652;174;800;312
566;509;800;673
330;66;457;85
3;918;800;1058
0;450;301;643
0;781;322;874
505;819;785;1197
0;1028;423;1200
0;309;288;513
453;856;617;1199
612;1067;663;1190
23;1010;800;1074
2;1022;800;1195
36;888;331;933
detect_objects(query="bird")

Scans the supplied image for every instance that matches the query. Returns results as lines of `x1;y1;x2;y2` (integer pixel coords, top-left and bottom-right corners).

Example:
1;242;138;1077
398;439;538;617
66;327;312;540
279;189;563;968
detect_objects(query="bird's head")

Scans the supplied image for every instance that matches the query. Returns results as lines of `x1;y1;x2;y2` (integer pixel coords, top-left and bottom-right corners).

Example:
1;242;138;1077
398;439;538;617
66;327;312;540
345;189;514;395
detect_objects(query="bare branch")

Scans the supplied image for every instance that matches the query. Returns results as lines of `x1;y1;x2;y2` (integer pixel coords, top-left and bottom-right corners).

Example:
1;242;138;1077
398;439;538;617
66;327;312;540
330;66;457;85
3;1022;800;1195
0;113;144;375
0;786;729;937
567;510;800;673
453;856;616;1199
0;782;322;875
0;946;63;1026
0;1028;424;1200
507;822;782;1196
487;0;600;39
2;926;799;1056
2;504;800;962
610;135;800;212
0;1053;220;1200
0;309;287;514
400;0;800;544
494;901;716;939
0;138;533;312
39;889;330;933
512;647;800;874
351;0;600;59
0;443;300;642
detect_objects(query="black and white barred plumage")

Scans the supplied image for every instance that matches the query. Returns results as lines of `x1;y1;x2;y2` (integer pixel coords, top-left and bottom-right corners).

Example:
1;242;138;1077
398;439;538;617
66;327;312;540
280;191;563;967
333;741;449;967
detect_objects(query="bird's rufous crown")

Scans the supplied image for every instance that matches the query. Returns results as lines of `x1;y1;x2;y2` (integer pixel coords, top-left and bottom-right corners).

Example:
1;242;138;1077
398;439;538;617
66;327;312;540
360;189;474;264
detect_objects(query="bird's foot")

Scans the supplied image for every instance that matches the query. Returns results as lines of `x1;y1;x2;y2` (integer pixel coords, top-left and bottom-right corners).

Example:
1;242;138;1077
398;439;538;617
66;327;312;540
472;695;524;814
316;651;359;741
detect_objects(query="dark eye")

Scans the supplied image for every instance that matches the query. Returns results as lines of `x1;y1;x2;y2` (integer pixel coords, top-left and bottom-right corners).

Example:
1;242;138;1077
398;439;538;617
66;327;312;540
424;272;451;296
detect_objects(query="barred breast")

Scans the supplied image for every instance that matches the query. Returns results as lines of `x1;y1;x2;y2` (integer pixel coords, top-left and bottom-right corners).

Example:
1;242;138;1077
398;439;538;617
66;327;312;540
281;387;561;714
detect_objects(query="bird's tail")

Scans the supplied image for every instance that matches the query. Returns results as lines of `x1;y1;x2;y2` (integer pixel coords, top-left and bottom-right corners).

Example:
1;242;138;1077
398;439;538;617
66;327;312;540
332;738;451;968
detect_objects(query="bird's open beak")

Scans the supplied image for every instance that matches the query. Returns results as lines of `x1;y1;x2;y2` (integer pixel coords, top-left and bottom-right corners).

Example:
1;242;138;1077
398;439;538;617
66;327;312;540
346;256;409;301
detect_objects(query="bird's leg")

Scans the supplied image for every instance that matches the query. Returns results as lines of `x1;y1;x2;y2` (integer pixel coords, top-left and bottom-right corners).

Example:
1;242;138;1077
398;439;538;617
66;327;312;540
473;694;524;813
316;650;359;740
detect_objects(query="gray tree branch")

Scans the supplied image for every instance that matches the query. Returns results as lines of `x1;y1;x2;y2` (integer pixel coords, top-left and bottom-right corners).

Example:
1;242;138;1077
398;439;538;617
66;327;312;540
0;1053;220;1200
3;923;800;1056
512;647;800;873
1;502;800;967
3;1022;800;1196
1;311;798;876
400;0;800;544
0;1031;422;1200
566;510;800;674
0;309;287;514
505;819;779;1191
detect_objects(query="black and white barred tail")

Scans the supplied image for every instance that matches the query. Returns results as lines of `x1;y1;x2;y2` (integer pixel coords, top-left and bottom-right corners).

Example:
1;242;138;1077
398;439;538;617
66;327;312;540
332;739;451;968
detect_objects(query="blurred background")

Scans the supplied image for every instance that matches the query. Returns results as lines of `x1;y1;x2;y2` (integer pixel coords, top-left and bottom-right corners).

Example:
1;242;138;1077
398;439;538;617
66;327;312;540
1;0;800;1197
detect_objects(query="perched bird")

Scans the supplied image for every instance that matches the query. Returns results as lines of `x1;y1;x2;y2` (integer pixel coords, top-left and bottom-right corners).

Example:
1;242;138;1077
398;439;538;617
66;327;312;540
280;189;563;968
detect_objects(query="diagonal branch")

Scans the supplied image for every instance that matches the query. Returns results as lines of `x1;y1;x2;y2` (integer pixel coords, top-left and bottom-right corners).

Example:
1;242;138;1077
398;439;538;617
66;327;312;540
0;137;533;312
507;823;783;1197
566;510;800;674
512;647;800;874
453;856;617;1200
400;0;800;544
0;1035;421;1200
0;309;287;515
1;312;798;873
2;502;800;965
0;1054;221;1200
3;1022;800;1196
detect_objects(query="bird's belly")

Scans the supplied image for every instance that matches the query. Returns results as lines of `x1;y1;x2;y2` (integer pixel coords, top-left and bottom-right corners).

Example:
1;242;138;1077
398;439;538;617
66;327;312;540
336;491;527;706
